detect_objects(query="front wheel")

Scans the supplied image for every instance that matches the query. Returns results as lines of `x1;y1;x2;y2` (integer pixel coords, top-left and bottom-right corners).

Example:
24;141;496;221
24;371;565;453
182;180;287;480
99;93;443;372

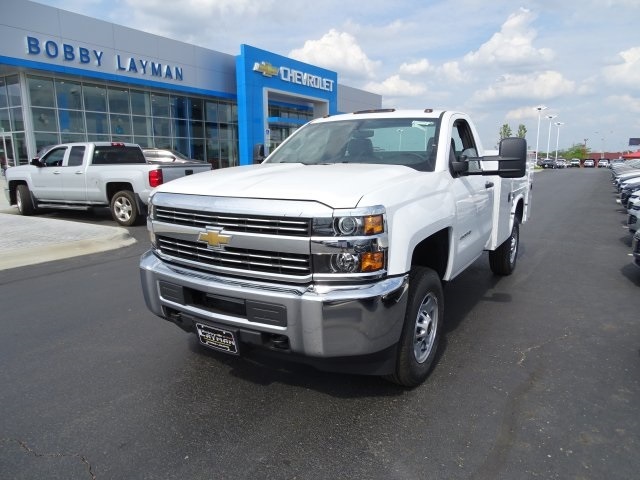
386;266;444;387
489;221;519;276
110;190;139;226
16;184;36;216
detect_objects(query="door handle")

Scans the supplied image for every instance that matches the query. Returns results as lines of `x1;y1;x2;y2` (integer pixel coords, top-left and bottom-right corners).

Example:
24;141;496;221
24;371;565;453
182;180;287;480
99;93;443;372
75;171;84;175
485;181;494;188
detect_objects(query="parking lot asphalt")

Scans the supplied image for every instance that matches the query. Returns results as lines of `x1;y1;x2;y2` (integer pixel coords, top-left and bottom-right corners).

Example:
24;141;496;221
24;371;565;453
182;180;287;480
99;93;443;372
0;177;136;270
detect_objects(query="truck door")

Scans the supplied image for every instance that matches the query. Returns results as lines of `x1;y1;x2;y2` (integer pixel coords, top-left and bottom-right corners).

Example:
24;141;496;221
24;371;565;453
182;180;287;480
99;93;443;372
59;145;87;202
449;120;494;277
31;146;68;201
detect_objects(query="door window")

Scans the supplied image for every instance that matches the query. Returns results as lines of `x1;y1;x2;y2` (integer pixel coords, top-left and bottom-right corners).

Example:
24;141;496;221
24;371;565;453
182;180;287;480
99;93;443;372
67;146;85;166
42;147;67;167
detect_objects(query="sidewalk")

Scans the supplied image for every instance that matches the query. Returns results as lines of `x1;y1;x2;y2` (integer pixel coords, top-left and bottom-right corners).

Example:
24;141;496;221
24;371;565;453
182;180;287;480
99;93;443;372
0;177;136;270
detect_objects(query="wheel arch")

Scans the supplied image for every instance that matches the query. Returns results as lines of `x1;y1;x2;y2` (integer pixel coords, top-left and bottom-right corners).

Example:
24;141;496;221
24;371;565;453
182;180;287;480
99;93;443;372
410;228;450;280
106;182;134;202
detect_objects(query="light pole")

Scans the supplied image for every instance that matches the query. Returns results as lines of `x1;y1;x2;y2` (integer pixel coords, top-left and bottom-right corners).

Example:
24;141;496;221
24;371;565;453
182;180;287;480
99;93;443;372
554;122;564;161
545;114;557;159
534;105;548;163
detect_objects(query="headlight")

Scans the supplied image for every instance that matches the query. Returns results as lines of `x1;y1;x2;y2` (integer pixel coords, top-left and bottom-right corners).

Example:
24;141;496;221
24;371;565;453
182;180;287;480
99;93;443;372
312;207;385;237
311;206;387;278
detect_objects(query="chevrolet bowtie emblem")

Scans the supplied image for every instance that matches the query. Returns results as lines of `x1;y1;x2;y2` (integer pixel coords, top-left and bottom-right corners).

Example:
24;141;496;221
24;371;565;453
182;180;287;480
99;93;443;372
197;229;231;249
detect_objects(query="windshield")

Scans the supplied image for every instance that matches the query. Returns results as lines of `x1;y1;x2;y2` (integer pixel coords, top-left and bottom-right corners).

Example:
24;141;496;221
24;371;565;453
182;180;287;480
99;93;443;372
265;117;440;171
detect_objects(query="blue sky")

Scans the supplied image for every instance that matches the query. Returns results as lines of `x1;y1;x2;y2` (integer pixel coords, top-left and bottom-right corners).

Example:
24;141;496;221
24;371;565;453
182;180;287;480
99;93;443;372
35;0;640;155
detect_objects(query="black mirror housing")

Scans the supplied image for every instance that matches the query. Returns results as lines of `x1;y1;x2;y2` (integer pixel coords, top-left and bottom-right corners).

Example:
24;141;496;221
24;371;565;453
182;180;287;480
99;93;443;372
496;137;527;178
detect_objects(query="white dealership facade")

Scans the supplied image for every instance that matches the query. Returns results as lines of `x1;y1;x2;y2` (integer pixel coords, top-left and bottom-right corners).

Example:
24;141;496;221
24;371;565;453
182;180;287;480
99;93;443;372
0;0;381;167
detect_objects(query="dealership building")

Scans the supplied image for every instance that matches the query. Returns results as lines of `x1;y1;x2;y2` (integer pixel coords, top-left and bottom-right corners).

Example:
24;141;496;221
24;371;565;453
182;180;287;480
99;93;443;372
0;0;381;167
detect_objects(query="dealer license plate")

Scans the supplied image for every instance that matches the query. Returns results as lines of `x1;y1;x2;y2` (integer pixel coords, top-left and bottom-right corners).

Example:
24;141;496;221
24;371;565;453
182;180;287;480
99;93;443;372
196;323;239;355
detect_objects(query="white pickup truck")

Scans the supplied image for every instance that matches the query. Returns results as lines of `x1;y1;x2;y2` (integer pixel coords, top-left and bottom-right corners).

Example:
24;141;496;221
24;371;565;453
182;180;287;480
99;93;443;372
4;142;210;226
139;109;531;386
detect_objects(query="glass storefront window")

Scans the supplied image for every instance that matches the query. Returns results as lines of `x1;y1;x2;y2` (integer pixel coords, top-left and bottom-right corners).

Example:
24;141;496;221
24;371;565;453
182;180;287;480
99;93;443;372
55;79;83;110
3;74;238;168
191;138;205;161
110;114;131;135
108;87;131;114
171;96;188;118
191;99;203;121
152;117;171;137
112;134;133;143
28;76;56;108
83;84;107;112
130;90;150;116
87;133;110;142
205;101;218;122
32;107;58;132
34;132;59;152
60;132;86;143
174;118;188;137
10;107;24;130
0;108;9;131
13;132;28;165
132;116;152;136
151;93;169;117
190;120;203;138
154;137;172;149
218;103;231;123
7;76;21;107
134;136;152;147
0;78;7;108
86;112;108;134
58;109;85;133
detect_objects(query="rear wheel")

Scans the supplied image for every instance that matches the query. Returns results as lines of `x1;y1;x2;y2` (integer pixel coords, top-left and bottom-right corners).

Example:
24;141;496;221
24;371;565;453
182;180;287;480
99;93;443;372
387;266;444;387
489;220;519;275
16;184;36;216
110;190;139;226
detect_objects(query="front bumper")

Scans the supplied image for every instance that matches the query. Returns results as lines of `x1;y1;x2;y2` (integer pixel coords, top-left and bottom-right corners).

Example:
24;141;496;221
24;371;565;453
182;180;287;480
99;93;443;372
139;251;409;373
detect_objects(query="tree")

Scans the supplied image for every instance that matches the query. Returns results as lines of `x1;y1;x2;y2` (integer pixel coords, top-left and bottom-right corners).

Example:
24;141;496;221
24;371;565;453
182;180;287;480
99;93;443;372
564;143;591;160
517;124;527;138
499;124;512;141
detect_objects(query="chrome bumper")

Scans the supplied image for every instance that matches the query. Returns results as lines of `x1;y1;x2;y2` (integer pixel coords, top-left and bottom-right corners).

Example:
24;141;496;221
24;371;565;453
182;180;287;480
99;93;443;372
139;250;408;358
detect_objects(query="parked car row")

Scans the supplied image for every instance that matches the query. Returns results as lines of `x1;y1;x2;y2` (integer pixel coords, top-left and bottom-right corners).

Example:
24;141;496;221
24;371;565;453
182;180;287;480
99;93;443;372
610;159;640;268
538;158;614;169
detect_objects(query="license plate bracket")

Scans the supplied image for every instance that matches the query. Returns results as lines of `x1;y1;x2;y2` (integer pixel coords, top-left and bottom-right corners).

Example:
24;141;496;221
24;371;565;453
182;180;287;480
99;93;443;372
196;323;239;355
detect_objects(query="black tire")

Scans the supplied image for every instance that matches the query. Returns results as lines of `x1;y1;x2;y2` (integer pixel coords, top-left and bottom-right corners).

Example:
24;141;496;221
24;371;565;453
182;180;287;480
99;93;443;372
386;266;444;387
489;220;519;276
16;184;36;216
110;190;139;226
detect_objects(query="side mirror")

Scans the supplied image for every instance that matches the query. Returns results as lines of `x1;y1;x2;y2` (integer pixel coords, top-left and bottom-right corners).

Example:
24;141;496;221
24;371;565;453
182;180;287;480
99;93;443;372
496;137;527;178
30;158;43;167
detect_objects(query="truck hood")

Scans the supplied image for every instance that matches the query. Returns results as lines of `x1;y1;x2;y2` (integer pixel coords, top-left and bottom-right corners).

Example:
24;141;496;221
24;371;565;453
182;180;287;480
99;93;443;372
156;163;419;209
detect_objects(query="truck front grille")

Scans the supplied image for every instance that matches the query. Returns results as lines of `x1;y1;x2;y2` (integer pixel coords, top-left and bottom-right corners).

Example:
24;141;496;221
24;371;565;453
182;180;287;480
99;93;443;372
157;236;311;276
155;206;311;236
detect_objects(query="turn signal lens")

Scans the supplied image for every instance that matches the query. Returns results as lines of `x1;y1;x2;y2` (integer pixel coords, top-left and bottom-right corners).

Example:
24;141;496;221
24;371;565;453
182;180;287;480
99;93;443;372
360;252;384;272
363;215;384;235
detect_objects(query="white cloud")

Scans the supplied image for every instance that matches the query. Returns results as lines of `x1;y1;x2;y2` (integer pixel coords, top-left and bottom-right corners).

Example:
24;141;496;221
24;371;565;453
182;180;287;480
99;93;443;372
399;59;431;75
605;94;640;113
473;71;576;103
363;75;427;97
288;29;381;79
602;46;640;90
464;8;554;67
437;61;466;83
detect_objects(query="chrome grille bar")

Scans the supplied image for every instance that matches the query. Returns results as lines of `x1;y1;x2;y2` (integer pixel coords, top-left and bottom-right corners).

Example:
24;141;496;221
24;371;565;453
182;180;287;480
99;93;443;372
157;237;311;276
155;207;311;236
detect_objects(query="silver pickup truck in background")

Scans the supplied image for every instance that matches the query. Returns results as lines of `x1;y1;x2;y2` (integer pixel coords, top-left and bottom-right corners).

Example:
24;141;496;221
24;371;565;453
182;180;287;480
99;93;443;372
4;142;211;226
